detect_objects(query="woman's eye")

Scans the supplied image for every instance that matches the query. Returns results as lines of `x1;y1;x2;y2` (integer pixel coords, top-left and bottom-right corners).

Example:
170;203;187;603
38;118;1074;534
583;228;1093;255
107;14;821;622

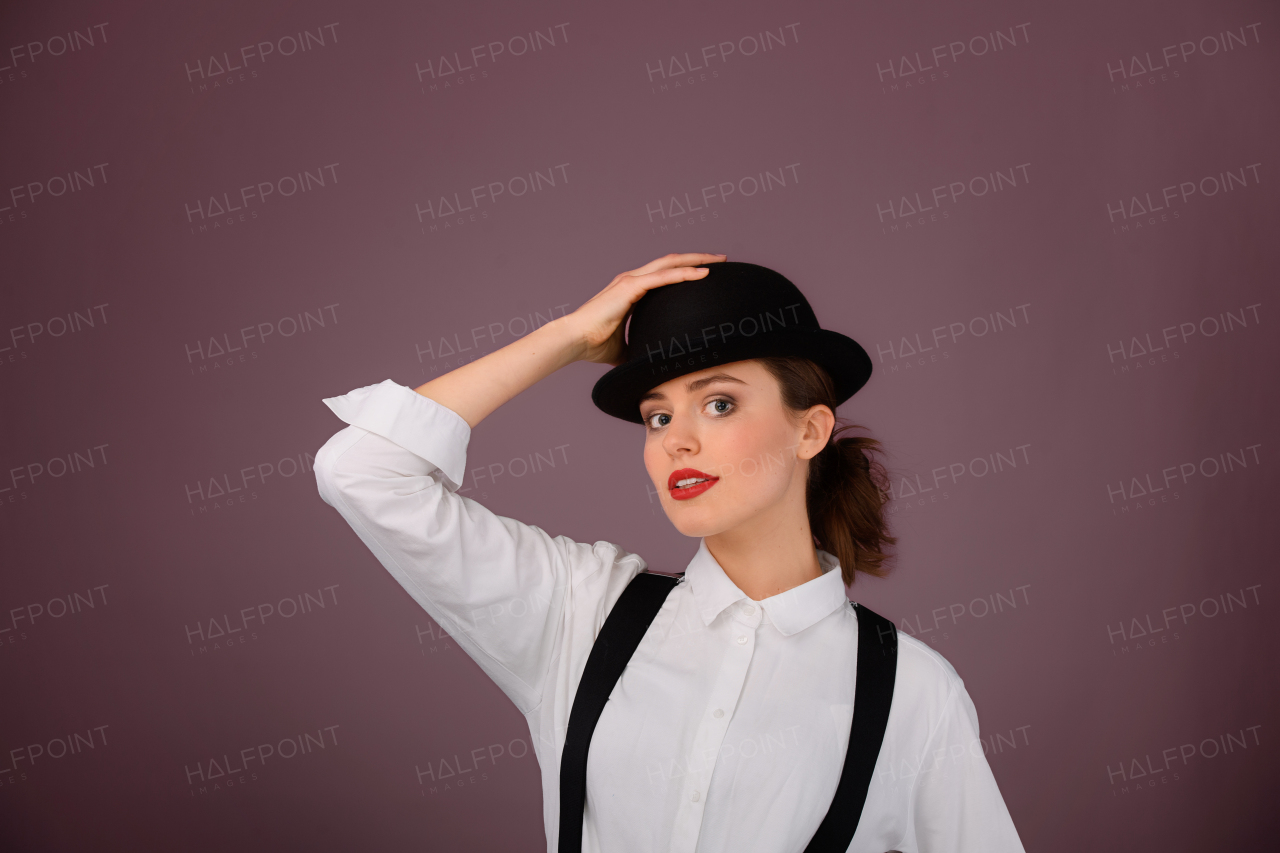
645;401;730;429
646;413;671;429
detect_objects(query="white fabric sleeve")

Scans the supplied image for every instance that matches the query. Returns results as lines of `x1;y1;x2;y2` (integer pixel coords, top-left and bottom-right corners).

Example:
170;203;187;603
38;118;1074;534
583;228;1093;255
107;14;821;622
313;379;646;714
908;679;1026;853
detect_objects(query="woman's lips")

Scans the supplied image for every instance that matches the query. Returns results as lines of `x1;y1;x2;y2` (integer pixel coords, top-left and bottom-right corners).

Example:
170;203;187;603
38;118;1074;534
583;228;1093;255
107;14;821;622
668;468;719;501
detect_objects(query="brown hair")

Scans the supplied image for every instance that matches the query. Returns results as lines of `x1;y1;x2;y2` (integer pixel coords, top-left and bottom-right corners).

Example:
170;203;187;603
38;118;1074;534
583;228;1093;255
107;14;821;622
757;356;896;586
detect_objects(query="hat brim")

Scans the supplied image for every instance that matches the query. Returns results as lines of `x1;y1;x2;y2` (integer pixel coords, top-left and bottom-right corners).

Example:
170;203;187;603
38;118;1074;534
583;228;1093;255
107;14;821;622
591;328;873;423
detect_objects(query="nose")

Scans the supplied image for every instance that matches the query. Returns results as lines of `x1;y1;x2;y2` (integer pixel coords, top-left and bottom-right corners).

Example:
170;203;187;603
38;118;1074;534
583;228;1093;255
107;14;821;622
662;412;699;458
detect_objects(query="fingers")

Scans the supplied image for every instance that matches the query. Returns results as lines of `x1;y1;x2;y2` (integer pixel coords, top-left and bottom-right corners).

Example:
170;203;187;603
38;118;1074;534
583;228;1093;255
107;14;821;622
628;263;713;296
628;252;727;277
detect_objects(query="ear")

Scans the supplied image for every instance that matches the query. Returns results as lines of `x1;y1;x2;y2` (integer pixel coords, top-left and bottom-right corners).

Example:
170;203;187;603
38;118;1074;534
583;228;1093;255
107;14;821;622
796;405;835;461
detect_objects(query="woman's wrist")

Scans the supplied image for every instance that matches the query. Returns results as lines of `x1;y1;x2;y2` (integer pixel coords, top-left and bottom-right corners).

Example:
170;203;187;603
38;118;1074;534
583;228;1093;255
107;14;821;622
543;314;589;366
413;313;587;428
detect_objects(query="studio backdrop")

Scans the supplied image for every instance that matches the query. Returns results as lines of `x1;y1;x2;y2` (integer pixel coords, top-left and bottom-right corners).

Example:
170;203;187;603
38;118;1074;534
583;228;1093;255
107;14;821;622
1;0;1276;850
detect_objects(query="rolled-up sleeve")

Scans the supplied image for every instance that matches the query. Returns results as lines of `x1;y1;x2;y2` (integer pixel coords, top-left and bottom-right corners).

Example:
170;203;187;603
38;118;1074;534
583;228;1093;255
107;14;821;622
314;379;645;714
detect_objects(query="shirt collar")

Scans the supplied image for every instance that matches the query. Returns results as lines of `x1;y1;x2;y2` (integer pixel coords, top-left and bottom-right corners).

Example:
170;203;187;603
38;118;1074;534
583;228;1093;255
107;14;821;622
682;539;850;637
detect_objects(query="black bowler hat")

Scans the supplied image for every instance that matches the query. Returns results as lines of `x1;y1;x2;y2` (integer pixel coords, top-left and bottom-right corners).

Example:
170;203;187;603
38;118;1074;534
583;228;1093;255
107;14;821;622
591;261;873;423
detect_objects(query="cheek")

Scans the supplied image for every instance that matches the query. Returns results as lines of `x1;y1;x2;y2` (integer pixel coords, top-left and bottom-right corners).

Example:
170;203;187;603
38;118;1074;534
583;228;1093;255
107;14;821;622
715;425;796;493
643;439;664;483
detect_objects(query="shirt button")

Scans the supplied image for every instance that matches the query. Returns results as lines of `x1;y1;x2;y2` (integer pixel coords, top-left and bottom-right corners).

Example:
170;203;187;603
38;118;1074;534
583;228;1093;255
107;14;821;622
736;635;747;645
691;791;701;802
741;603;756;615
713;708;724;718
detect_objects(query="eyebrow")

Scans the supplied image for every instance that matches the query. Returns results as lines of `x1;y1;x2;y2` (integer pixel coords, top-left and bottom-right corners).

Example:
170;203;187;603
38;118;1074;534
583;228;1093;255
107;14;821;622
639;373;748;404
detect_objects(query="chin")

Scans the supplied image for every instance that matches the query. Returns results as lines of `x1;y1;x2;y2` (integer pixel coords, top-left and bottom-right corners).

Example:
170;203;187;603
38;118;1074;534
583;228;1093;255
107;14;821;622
660;499;734;538
668;519;724;539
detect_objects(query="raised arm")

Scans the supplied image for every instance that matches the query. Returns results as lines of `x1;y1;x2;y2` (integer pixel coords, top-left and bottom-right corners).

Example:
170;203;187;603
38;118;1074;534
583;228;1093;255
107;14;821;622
413;253;726;427
314;253;724;714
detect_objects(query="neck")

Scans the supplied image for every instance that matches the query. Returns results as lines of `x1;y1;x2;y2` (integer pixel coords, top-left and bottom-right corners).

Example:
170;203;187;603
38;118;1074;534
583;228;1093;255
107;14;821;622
704;478;823;601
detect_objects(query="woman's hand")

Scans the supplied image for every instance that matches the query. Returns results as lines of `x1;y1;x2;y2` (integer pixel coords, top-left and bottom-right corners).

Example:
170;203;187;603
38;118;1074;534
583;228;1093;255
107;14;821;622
565;253;727;365
414;252;725;428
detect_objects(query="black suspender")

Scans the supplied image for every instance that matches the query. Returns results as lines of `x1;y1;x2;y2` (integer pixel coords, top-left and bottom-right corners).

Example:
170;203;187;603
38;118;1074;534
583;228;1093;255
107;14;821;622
558;570;898;853
558;572;682;853
803;596;898;852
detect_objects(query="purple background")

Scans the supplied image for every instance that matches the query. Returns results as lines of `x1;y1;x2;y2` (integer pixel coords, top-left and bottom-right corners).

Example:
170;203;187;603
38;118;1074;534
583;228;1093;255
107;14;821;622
1;0;1276;849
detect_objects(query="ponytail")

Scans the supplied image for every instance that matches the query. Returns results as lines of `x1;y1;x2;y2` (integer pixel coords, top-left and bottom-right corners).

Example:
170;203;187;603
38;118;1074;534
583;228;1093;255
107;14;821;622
758;356;896;586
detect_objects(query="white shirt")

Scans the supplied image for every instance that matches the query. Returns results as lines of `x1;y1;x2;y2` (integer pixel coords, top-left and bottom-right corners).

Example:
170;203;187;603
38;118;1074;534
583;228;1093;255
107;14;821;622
314;379;1025;853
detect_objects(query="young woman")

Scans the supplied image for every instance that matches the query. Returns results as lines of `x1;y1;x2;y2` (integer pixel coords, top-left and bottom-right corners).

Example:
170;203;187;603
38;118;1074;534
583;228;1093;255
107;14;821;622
314;254;1024;853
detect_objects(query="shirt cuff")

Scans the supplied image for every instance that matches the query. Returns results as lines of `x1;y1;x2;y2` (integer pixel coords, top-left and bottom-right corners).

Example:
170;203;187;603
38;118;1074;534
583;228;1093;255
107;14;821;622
321;379;471;491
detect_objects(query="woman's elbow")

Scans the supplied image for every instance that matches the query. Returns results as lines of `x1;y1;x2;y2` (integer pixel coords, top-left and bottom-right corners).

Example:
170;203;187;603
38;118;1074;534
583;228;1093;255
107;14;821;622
313;429;362;507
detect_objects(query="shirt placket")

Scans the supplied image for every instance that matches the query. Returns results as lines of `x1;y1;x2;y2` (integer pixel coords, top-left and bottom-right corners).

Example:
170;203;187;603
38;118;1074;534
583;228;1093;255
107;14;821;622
669;600;764;853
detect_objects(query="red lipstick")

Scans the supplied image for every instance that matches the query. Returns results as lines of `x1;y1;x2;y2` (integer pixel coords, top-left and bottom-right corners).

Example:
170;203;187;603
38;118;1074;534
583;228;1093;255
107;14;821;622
668;468;719;501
